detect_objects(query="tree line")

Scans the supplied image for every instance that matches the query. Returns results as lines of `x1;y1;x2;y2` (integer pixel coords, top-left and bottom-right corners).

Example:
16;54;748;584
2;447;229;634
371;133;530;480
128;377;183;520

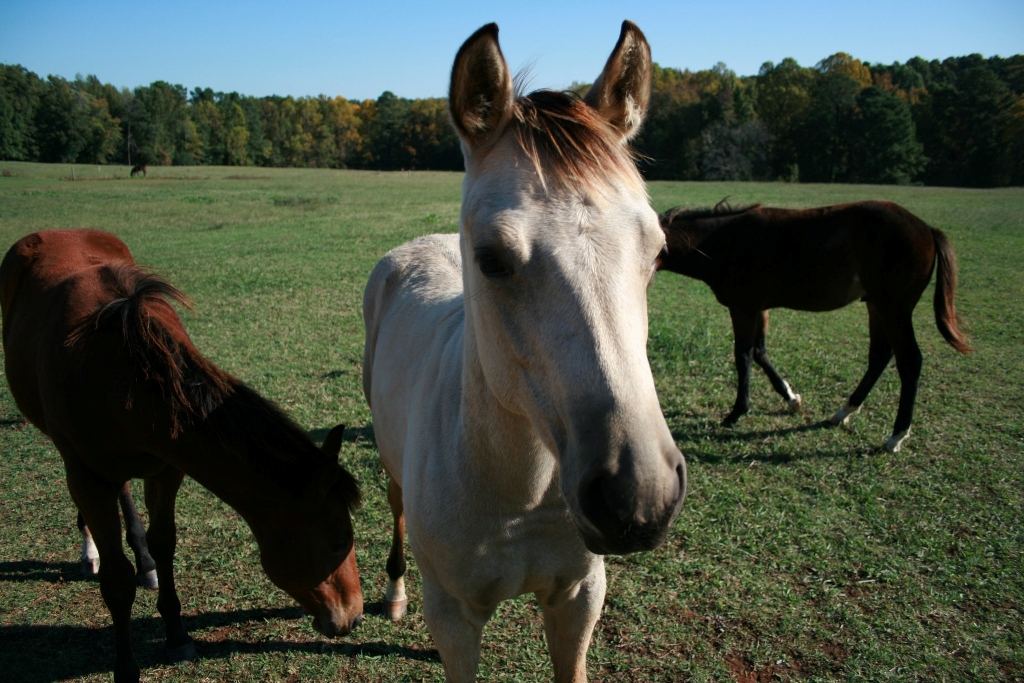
2;51;1022;186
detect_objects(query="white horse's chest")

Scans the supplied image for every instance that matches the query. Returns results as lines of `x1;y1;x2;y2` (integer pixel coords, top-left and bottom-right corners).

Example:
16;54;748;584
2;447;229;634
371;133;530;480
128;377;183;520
406;484;599;609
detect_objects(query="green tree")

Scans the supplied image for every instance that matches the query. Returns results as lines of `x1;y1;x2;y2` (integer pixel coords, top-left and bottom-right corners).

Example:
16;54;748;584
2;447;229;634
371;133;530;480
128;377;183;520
0;65;43;160
848;86;926;184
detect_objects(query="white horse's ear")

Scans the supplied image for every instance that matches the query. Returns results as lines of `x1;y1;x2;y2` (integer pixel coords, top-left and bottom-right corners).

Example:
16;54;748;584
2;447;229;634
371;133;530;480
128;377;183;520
584;20;652;142
449;23;515;151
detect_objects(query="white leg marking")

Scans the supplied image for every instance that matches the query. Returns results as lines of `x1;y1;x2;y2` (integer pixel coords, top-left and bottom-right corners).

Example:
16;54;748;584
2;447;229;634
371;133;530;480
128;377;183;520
384;576;408;621
829;402;861;429
782;381;802;410
884;428;910;453
80;531;100;576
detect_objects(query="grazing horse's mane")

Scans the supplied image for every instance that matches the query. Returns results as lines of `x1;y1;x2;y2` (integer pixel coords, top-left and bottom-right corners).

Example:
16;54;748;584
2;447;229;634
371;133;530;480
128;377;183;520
663;199;762;225
67;262;360;506
509;88;645;193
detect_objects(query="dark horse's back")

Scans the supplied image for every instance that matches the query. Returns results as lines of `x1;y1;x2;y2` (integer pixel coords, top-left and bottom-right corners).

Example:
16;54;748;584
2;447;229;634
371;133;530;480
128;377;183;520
0;230;190;468
660;200;938;313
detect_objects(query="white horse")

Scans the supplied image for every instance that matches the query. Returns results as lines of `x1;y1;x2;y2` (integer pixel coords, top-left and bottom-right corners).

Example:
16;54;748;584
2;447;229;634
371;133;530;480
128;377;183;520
363;21;685;682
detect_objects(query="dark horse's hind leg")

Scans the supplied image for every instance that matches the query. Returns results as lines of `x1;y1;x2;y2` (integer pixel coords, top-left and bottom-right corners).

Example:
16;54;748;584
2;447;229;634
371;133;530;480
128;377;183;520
831;303;920;451
751;311;802;411
66;461;142;683
884;311;922;452
144;467;197;663
78;483;158;591
119;484;158;590
831;303;892;429
383;476;408;620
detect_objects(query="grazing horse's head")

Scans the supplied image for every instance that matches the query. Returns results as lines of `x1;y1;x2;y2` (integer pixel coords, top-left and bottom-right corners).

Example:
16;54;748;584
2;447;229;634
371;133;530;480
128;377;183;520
450;22;686;554
250;425;363;637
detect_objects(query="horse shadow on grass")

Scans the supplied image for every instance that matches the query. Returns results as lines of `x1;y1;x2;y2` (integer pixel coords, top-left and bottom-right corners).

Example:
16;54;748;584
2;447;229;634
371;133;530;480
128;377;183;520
666;410;881;465
0;599;439;683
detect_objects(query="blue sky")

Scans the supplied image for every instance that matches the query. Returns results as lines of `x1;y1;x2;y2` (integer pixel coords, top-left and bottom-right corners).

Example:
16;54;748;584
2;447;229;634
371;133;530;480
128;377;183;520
2;1;1022;101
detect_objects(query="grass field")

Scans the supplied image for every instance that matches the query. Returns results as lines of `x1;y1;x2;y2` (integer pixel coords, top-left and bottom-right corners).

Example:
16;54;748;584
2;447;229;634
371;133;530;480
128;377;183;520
0;161;1021;682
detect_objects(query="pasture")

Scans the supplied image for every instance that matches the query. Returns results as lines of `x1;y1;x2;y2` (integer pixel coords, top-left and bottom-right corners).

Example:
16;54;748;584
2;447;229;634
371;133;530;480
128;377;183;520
0;161;1021;682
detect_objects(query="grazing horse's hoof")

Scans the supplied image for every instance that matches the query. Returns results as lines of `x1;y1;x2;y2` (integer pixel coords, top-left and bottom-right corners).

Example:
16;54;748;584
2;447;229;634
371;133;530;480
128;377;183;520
383;598;409;621
829;403;860;430
80;557;100;576
166;639;198;664
884;429;910;453
787;394;802;411
137;569;159;591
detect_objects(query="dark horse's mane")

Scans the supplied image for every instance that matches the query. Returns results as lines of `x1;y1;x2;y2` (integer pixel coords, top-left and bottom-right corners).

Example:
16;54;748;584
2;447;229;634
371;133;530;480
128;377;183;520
67;262;360;507
662;198;761;225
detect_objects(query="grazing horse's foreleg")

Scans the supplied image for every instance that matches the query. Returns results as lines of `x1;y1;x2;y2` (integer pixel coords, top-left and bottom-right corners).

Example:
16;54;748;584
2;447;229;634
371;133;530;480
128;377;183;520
538;565;606;683
65;462;141;683
751;310;802;411
884;312;922;453
144;467;197;663
118;483;158;591
831;303;893;430
78;510;100;575
384;477;408;620
723;308;758;426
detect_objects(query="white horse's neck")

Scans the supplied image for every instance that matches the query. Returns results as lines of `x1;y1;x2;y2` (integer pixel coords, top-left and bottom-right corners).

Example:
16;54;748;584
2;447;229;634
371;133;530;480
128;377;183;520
458;318;562;508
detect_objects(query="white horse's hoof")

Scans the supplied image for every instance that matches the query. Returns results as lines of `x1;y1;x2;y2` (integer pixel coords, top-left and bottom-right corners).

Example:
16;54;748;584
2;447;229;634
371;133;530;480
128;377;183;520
138;569;159;591
80;557;100;576
884;429;910;453
787;394;802;411
829;403;860;429
383;598;408;621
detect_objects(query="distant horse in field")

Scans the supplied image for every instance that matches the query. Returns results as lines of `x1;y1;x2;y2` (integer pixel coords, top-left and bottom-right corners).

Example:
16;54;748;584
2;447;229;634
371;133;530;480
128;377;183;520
130;164;146;177
0;229;363;683
363;22;685;682
657;200;971;452
77;481;159;591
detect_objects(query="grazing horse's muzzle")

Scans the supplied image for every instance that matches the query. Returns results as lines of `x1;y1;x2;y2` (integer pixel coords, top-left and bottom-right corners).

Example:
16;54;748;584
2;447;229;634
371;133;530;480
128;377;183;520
311;612;363;638
576;450;687;555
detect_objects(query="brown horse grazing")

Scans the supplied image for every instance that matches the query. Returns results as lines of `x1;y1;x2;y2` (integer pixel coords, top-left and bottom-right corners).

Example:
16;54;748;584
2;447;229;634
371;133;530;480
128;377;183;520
0;229;363;683
130;164;146;177
78;482;160;591
657;200;971;452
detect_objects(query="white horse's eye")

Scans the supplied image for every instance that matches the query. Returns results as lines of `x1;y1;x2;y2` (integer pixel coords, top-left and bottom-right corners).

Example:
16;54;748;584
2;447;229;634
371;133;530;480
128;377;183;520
476;249;511;278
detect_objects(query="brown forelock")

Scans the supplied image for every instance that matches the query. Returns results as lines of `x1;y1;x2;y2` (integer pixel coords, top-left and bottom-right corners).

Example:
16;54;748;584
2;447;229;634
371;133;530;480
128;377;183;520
509;89;644;193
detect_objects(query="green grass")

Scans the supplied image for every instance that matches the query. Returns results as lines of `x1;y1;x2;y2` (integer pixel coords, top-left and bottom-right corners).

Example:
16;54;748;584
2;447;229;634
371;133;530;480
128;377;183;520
0;161;1021;682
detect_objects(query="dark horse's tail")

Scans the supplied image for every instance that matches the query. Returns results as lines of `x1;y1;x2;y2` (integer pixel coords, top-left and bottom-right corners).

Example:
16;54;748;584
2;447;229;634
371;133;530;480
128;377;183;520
931;228;972;355
68;263;231;434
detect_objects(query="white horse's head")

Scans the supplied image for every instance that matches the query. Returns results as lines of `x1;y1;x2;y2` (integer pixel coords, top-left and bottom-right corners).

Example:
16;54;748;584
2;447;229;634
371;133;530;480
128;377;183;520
450;22;686;555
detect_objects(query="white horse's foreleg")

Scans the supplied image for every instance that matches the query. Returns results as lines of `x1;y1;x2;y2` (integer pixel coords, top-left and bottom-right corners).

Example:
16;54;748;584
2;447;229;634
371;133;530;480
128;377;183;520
538;565;607;683
421;575;490;683
830;402;861;429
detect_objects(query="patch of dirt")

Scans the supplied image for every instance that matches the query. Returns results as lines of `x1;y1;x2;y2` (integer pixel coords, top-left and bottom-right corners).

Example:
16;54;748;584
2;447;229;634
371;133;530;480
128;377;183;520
725;650;803;682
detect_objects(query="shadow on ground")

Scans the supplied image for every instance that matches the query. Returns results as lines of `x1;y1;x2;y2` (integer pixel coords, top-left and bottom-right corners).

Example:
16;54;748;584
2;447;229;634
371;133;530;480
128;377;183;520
0;598;438;683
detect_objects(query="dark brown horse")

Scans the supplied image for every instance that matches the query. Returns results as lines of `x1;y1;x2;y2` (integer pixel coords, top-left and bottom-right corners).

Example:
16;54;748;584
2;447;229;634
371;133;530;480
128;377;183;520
657;200;971;452
130;164;146;178
0;229;363;683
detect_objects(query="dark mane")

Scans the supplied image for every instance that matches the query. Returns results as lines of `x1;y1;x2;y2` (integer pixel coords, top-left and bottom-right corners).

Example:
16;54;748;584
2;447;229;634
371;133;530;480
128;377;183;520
509;89;643;192
66;262;360;508
662;199;761;225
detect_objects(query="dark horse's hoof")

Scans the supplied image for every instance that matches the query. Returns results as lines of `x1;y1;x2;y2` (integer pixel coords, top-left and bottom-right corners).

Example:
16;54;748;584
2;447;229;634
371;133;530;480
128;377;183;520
166;639;198;664
136;569;159;591
721;413;743;428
